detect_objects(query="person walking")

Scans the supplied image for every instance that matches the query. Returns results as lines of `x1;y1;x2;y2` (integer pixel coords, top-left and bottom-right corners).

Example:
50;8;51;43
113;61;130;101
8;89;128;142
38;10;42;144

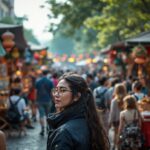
118;95;143;150
35;67;54;136
108;83;127;150
47;72;110;150
93;76;109;132
132;80;146;101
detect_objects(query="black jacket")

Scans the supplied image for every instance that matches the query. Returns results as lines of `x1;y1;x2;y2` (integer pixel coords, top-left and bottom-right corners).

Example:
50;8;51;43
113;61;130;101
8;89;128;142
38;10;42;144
47;100;90;150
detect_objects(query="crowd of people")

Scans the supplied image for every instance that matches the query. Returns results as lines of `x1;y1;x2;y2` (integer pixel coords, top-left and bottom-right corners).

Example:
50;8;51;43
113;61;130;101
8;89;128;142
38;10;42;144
0;65;150;150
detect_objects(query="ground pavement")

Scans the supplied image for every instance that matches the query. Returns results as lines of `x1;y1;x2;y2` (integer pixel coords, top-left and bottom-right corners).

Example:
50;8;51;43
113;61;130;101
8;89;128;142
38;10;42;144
6;122;47;150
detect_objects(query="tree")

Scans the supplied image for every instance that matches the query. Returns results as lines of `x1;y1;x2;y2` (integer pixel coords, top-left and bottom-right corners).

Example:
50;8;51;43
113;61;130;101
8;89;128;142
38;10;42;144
47;0;103;34
85;0;150;47
47;0;150;49
46;0;103;53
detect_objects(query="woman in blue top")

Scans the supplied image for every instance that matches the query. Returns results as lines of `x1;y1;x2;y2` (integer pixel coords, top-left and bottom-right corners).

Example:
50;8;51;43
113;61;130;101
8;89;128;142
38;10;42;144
47;72;110;150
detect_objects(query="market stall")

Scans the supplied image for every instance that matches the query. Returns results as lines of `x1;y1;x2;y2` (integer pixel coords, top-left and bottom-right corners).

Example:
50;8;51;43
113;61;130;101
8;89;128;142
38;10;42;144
138;98;150;148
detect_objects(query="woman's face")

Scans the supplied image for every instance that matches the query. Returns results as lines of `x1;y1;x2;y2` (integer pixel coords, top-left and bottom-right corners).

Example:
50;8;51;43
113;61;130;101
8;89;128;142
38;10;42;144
52;79;73;111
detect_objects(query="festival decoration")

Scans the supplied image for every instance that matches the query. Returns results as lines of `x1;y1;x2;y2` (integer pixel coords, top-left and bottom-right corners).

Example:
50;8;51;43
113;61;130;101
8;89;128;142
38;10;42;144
40;50;47;57
12;48;20;58
1;31;15;52
132;44;147;64
34;52;40;60
109;50;117;63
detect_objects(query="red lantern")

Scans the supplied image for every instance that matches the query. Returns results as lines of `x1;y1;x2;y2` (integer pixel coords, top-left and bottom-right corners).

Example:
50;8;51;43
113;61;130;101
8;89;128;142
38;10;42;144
12;48;20;58
34;52;40;60
134;57;146;64
1;31;15;52
2;31;15;40
40;50;47;56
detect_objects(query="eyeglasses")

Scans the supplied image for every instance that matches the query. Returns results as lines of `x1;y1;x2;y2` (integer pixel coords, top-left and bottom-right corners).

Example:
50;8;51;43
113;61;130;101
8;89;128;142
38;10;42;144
52;87;72;95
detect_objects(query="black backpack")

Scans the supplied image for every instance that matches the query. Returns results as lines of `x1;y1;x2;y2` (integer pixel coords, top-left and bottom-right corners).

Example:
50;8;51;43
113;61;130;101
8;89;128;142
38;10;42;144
6;97;22;123
119;111;145;150
95;88;107;110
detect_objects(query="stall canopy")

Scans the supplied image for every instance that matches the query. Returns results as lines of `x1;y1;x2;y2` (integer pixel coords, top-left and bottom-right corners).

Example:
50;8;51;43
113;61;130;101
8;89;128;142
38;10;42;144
100;41;127;54
126;31;150;45
0;23;29;50
28;41;48;52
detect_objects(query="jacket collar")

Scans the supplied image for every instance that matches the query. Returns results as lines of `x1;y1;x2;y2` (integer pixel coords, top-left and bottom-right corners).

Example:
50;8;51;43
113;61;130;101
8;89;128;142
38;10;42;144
47;100;86;128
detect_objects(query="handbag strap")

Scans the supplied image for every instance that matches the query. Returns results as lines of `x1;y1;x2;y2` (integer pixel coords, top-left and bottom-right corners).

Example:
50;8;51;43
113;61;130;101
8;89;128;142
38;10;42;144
123;110;137;124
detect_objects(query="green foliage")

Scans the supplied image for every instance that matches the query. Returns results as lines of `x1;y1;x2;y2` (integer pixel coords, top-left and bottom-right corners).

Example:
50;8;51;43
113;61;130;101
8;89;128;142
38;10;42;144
47;0;150;50
85;0;150;47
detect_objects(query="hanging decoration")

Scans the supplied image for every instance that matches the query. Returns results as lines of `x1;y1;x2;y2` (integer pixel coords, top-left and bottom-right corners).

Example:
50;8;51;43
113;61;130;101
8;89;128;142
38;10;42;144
11;48;20;58
109;50;117;63
132;44;147;64
40;50;47;57
34;52;40;60
1;30;15;52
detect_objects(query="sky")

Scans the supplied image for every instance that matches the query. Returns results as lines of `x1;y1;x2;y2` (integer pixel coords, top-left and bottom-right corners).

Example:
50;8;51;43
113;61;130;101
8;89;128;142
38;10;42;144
14;0;53;43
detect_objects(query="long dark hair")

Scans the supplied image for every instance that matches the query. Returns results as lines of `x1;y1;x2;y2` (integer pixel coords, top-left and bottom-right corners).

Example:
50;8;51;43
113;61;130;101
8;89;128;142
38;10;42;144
59;72;110;150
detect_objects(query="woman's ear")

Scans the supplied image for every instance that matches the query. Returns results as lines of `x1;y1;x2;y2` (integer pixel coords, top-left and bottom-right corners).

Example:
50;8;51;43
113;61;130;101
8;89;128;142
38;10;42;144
74;92;81;102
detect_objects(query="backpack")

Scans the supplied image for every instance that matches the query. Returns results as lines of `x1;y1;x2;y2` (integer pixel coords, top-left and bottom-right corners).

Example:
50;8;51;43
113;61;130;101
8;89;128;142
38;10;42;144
119;111;145;150
95;88;107;110
6;97;22;123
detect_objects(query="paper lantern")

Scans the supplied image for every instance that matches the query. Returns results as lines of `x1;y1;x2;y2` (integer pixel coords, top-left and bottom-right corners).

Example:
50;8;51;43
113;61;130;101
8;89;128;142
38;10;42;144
1;31;15;52
132;44;147;58
34;52;40;60
2;31;15;52
134;57;146;64
40;50;47;56
12;48;19;58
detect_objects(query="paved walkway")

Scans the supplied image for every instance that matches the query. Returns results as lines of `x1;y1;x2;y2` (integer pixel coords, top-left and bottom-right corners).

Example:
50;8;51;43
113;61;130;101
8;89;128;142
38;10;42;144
6;122;47;150
6;121;114;150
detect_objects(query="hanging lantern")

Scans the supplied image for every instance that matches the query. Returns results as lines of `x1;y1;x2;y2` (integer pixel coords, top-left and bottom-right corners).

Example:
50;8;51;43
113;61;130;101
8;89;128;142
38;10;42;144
132;45;147;64
12;48;20;58
40;50;47;57
1;31;15;52
34;52;40;60
134;57;146;64
132;45;147;58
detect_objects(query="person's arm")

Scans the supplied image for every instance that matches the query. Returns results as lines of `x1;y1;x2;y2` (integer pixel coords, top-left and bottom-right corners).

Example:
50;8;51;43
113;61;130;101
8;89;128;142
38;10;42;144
0;130;6;150
118;112;125;143
108;99;115;128
47;129;74;150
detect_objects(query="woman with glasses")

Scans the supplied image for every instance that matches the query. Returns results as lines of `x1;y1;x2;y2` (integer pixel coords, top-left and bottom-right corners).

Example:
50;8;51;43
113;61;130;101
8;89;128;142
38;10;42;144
47;72;110;150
